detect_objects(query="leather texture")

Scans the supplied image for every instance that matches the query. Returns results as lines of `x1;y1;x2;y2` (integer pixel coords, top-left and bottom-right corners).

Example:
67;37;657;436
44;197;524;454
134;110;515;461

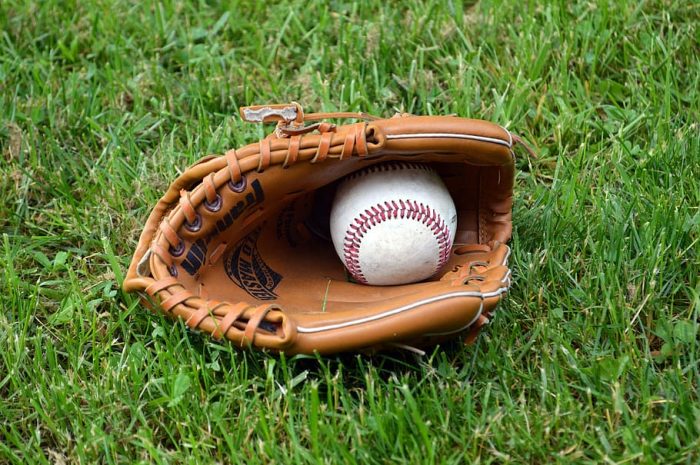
123;104;522;355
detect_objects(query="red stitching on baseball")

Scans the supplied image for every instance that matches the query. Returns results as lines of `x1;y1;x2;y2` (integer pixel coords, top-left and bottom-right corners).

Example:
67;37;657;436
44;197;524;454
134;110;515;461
343;199;452;284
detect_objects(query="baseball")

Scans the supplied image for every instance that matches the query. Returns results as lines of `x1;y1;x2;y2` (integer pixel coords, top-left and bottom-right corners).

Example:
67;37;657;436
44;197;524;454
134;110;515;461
330;162;458;285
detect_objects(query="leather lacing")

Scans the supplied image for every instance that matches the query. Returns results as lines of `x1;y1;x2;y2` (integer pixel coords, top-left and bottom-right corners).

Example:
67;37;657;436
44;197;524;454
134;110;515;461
148;117;372;347
157;121;369;263
443;245;502;286
455;260;489;285
144;277;280;346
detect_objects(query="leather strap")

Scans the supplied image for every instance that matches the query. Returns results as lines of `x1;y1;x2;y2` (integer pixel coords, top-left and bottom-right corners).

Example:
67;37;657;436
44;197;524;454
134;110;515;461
240;102;380;125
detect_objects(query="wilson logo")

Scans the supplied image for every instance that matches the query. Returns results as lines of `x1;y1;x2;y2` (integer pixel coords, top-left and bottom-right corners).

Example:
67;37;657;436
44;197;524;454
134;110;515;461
225;228;282;300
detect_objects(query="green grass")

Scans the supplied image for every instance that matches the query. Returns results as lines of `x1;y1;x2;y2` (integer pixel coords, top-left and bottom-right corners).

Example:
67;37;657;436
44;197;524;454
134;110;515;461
1;0;699;463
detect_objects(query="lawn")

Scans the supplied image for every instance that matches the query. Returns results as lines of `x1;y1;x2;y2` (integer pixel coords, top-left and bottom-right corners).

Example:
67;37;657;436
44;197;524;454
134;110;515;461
1;0;698;463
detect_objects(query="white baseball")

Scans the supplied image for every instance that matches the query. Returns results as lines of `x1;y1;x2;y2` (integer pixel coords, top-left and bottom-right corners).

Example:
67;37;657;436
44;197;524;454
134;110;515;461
330;162;458;285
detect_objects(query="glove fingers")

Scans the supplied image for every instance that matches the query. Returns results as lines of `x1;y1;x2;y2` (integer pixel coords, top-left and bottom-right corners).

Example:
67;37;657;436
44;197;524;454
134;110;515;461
124;109;517;354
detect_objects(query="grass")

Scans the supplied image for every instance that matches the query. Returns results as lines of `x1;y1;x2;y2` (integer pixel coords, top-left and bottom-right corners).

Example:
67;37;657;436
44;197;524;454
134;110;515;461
1;0;698;463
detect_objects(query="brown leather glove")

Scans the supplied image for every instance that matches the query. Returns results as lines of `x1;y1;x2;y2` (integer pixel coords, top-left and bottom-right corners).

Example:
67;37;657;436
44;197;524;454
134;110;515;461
123;103;527;355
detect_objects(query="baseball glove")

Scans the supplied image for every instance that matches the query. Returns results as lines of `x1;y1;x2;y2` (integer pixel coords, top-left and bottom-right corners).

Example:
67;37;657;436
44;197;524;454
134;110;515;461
123;103;529;355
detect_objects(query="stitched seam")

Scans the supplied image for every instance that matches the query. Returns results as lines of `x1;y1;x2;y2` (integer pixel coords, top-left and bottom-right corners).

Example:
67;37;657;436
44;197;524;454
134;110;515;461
297;245;511;333
385;133;512;148
296;285;510;333
343;199;452;284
